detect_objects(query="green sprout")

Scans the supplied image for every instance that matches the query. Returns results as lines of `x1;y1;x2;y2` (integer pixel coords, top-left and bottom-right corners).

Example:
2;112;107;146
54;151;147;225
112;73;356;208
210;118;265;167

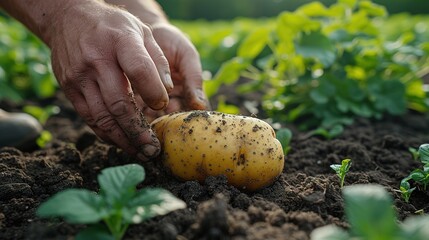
330;159;352;188
400;143;429;202
36;164;186;240
397;178;416;203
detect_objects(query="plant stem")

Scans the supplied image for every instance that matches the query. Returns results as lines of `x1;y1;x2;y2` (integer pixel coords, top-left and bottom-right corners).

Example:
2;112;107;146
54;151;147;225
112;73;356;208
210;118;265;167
104;214;126;240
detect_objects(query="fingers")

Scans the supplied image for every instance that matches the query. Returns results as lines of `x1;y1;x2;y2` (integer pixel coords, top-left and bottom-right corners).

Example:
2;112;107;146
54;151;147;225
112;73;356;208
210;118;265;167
80;80;142;155
115;28;170;111
63;86;137;153
92;62;161;159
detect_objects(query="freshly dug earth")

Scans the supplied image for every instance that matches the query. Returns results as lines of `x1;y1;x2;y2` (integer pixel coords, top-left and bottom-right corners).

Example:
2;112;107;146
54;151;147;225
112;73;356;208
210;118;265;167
1;92;429;240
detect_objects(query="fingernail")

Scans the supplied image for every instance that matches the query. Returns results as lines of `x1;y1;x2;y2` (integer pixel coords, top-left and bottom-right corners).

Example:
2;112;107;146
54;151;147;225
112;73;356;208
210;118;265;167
141;144;160;158
153;99;168;110
165;72;174;90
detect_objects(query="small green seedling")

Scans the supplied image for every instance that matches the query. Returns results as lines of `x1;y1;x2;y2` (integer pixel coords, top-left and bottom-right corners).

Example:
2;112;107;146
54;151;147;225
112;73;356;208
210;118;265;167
400;143;429;202
36;164;186;240
311;184;429;240
397;178;416;203
276;128;292;155
330;159;352;188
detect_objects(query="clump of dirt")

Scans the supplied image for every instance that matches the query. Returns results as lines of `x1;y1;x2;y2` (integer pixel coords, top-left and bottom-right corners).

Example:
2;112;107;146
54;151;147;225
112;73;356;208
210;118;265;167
0;92;428;240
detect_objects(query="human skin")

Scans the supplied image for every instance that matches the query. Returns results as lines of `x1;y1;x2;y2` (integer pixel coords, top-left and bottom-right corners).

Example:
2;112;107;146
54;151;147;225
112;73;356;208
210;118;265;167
105;0;208;121
0;0;208;160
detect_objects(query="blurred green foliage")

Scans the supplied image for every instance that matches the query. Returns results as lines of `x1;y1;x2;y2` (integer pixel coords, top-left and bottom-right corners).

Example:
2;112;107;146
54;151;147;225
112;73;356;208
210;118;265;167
158;0;429;20
0;14;56;102
174;18;275;74
197;0;429;131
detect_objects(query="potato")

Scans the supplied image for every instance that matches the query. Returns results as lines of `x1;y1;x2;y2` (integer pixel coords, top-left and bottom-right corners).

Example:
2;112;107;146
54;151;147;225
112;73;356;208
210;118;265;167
151;111;285;191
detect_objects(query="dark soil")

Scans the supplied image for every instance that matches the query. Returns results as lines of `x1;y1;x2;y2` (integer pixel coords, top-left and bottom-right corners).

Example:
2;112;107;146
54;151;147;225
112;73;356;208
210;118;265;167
1;90;429;240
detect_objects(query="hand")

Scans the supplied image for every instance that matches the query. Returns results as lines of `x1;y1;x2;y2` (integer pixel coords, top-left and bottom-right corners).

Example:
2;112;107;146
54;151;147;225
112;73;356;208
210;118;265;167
47;1;173;159
139;23;209;122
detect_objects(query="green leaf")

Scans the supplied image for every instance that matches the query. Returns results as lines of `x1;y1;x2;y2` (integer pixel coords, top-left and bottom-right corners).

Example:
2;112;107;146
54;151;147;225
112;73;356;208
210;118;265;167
368;79;406;115
343;184;399;240
36;130;52;148
203;79;222;99
212;57;249;85
36;189;105;224
310;79;336;104
216;96;240;114
238;28;269;59
338;0;357;8
276;12;320;42
276;128;292;155
295;31;336;67
123;188;186;223
98;164;145;203
296;2;329;17
409;170;425;182
339;159;352;174
418;144;429;164
0;82;23;102
359;1;387;17
23;105;60;124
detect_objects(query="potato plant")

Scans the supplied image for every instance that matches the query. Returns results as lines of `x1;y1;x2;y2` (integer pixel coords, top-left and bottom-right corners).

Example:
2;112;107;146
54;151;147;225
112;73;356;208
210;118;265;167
205;0;429;132
36;164;185;240
399;143;429;202
151;110;285;191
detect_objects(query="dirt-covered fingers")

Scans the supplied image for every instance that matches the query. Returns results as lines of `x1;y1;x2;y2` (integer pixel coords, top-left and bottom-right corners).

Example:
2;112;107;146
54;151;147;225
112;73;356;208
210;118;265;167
63;86;138;154
80;81;143;155
94;63;161;159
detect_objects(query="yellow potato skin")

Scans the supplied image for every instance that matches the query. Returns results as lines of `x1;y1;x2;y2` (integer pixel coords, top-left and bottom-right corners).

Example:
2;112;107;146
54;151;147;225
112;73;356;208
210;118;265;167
151;111;285;191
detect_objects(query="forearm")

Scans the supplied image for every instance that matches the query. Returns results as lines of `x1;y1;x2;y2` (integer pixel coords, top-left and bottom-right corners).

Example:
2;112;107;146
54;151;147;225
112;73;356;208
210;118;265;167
104;0;168;25
0;0;100;45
